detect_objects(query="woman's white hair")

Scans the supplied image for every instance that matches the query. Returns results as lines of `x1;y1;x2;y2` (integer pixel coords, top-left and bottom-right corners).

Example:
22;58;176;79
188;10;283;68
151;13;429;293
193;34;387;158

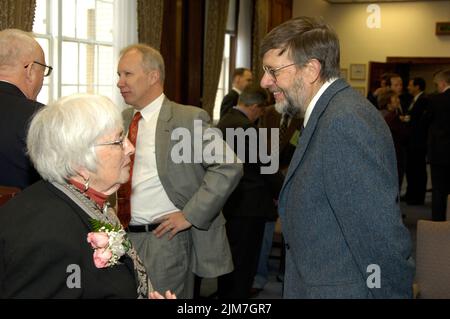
27;93;123;183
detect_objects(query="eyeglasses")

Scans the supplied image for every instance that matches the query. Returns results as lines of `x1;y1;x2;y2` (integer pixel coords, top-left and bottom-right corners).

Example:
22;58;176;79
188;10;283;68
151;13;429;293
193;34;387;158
24;61;53;77
262;63;298;81
94;137;125;149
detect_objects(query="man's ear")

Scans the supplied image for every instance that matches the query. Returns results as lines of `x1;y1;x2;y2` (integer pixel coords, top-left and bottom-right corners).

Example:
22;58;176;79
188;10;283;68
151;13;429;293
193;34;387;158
148;70;160;85
304;59;322;84
24;63;34;84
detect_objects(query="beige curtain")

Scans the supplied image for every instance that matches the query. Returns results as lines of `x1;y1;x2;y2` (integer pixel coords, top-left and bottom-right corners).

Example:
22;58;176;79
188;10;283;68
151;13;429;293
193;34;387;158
137;0;164;50
202;0;229;117
0;0;36;31
252;0;270;85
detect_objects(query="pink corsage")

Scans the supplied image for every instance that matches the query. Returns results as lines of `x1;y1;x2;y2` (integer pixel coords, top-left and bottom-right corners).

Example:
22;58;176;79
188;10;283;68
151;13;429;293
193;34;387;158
87;220;131;268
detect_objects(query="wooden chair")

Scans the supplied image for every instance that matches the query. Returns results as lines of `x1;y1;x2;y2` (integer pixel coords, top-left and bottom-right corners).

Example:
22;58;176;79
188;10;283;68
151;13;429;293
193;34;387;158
0;185;21;206
415;220;450;298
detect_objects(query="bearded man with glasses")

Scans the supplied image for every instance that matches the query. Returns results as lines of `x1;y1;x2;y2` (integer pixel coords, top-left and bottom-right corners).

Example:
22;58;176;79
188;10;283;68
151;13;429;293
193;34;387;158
0;29;52;190
260;17;414;299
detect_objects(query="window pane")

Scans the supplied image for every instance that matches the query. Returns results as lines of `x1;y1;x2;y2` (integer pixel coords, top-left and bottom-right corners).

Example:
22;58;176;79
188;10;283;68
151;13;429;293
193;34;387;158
36;85;49;105
96;0;113;42
98;85;113;99
34;0;47;34
61;85;79;97
79;43;95;86
35;38;51;85
61;41;78;84
78;85;88;94
62;0;76;38
97;45;113;85
76;0;96;39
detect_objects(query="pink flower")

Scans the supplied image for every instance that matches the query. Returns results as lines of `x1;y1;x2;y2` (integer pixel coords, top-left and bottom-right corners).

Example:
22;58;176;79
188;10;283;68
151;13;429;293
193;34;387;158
93;247;113;268
86;226;129;268
87;232;109;249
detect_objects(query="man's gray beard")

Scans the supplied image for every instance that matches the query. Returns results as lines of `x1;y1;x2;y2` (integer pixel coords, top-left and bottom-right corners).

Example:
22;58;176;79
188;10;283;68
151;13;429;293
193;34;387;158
275;98;302;118
273;77;307;118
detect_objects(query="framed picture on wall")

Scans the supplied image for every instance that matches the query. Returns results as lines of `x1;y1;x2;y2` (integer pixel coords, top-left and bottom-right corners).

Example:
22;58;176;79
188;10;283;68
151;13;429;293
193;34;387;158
340;68;348;81
353;86;366;96
350;64;366;80
436;22;450;35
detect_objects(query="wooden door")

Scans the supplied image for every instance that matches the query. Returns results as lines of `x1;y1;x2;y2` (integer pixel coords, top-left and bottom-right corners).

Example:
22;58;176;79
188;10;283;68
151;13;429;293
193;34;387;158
268;0;293;32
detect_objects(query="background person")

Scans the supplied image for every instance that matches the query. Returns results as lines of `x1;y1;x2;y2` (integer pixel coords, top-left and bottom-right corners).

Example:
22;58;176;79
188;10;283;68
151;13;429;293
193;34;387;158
220;68;253;118
426;69;450;221
216;86;284;299
378;89;409;190
0;29;50;189
401;77;429;205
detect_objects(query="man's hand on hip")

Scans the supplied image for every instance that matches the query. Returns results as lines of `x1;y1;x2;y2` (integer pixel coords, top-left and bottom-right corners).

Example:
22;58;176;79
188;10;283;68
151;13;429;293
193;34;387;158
153;211;192;240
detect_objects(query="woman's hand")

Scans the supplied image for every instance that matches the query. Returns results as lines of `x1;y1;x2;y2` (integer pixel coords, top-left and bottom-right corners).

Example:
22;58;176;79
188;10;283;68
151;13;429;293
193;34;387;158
149;290;177;299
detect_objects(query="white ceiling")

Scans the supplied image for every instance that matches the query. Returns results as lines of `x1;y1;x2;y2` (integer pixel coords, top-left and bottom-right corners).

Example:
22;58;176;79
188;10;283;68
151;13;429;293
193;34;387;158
324;0;446;3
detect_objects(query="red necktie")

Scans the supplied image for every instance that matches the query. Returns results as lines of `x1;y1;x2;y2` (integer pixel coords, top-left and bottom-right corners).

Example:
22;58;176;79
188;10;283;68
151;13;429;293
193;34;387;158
117;112;142;228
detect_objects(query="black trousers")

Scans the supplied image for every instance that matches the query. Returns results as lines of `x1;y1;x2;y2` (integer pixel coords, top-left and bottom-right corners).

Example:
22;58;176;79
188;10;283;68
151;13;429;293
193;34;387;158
217;216;266;299
430;163;450;221
405;148;427;204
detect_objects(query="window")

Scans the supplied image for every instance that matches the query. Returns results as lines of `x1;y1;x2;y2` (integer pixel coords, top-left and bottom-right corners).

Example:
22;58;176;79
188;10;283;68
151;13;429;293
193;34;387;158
213;33;232;122
33;0;114;104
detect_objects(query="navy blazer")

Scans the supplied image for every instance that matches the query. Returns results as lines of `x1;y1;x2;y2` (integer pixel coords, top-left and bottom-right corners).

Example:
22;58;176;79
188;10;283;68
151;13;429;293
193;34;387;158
220;89;239;118
0;81;42;189
279;79;414;298
427;89;450;165
217;108;283;221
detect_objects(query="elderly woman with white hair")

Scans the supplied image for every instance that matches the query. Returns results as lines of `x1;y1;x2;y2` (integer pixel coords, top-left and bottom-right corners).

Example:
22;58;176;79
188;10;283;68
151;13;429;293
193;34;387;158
0;93;174;299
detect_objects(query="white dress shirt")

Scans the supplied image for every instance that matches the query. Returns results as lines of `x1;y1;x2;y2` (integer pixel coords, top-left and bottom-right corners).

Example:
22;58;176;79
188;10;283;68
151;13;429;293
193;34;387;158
303;78;338;127
130;93;179;225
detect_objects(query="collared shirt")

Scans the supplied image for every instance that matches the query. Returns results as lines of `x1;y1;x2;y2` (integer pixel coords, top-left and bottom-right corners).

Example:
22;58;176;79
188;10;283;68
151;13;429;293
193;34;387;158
303;78;338;127
130;93;179;225
232;87;242;95
408;91;424;111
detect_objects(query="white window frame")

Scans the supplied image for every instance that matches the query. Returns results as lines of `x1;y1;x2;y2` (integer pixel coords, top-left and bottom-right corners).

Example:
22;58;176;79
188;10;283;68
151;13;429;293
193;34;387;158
33;0;115;104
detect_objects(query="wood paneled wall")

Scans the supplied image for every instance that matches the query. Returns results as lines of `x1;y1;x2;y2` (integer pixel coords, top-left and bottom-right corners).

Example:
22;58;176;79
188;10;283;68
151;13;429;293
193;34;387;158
160;0;204;107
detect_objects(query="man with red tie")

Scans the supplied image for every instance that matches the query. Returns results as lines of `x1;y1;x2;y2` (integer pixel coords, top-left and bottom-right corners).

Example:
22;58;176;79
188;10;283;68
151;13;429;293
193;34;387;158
116;44;242;298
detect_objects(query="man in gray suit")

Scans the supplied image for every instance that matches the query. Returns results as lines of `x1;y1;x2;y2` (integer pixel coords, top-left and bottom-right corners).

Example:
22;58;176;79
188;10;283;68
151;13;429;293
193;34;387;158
117;44;242;298
260;17;414;298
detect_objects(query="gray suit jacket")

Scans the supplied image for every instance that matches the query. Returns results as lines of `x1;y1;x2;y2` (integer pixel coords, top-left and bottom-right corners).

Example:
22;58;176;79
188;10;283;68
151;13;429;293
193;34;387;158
123;97;243;278
279;79;415;298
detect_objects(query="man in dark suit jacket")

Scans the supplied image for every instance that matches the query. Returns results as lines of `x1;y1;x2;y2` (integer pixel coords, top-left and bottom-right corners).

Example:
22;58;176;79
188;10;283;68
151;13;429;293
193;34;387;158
427;70;450;221
0;29;50;189
402;77;429;205
259;105;303;173
216;86;284;298
260;17;414;298
219;68;253;118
